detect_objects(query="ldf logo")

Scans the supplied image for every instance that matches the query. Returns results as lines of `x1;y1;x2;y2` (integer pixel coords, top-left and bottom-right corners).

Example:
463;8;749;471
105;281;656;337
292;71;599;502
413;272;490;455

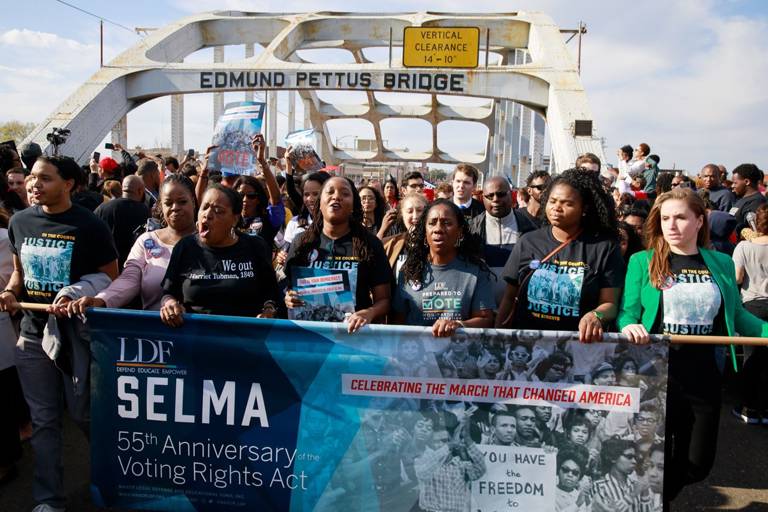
118;337;174;364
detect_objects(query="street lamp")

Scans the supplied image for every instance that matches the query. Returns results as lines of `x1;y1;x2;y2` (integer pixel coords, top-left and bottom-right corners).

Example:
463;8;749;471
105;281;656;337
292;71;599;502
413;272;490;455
335;134;357;149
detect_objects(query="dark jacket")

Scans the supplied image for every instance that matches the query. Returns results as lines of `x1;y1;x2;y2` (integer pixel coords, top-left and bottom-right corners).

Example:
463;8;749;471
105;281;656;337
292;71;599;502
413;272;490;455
457;197;486;221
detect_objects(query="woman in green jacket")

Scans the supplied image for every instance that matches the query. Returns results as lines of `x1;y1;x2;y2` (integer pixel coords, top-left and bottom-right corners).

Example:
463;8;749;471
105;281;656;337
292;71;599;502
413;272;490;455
618;188;768;506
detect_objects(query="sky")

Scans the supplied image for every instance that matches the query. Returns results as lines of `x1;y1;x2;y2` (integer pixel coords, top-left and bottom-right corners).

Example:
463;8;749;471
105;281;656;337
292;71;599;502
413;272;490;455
1;0;766;173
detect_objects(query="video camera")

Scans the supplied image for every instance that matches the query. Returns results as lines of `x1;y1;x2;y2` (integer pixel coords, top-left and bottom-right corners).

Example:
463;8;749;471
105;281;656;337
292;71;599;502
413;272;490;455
46;127;71;155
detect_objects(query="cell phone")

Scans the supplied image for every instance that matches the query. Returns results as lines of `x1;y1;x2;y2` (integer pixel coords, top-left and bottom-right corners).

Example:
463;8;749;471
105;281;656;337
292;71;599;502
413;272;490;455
0;140;17;153
93;151;101;162
104;143;115;150
187;148;195;158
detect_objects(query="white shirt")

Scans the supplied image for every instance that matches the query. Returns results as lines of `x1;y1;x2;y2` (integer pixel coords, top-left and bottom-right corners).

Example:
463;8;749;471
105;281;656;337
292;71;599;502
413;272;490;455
283;215;312;245
484;211;519;245
455;197;474;209
629;159;646;177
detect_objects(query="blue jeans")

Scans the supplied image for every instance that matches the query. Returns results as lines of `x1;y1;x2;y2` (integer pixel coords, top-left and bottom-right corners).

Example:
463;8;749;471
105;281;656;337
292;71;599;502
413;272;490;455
15;339;90;508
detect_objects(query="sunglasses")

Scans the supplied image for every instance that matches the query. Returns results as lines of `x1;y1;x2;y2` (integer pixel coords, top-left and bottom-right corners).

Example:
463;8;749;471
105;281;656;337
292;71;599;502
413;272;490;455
559;466;581;476
529;184;547;191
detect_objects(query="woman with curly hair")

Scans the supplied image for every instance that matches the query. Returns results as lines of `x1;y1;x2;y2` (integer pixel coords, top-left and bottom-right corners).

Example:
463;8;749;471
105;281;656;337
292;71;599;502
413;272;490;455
391;199;494;337
496;168;625;343
284;176;391;333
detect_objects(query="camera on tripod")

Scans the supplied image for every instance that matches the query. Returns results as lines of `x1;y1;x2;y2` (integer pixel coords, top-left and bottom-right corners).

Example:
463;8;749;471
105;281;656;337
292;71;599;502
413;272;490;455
46;127;71;155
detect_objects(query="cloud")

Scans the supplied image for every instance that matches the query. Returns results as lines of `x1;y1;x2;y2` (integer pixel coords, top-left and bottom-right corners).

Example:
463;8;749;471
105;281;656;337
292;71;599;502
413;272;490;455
585;11;768;169
0;29;94;51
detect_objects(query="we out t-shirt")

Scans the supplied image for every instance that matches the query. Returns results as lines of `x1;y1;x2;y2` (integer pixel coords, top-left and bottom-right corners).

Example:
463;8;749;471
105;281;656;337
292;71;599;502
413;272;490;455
162;234;279;317
8;204;117;338
502;227;625;331
393;257;495;326
659;253;724;336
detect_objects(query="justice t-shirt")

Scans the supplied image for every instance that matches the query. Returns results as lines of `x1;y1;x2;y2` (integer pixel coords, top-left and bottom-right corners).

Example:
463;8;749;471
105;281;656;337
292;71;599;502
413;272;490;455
162;233;280;317
502;227;625;331
392;257;495;326
659;253;724;336
8;204;117;339
652;252;724;399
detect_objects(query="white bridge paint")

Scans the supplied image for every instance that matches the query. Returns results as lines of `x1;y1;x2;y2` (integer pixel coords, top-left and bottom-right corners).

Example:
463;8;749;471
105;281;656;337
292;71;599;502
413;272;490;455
24;11;605;179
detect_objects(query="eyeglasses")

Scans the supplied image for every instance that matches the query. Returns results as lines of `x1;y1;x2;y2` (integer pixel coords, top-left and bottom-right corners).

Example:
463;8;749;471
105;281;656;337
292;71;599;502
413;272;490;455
559;466;581;476
483;192;508;199
528;184;547;191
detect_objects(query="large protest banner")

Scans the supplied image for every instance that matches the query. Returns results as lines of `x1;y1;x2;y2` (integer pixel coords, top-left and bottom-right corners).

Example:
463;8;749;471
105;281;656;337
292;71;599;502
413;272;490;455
90;310;668;511
210;101;265;175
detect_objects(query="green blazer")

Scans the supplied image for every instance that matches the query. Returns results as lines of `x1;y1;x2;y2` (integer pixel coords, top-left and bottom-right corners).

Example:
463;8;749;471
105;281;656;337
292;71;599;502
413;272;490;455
618;248;768;338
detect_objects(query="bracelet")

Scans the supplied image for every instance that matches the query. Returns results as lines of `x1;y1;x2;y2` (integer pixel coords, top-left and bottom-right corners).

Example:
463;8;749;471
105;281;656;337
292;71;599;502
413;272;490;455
1;289;17;300
590;310;605;323
456;320;465;328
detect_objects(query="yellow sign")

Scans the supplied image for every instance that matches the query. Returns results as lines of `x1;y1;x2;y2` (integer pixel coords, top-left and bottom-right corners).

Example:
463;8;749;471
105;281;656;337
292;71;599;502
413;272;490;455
403;27;480;68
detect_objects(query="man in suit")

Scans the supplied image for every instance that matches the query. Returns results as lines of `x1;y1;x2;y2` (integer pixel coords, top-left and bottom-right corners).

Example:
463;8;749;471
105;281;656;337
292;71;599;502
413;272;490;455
451;163;485;221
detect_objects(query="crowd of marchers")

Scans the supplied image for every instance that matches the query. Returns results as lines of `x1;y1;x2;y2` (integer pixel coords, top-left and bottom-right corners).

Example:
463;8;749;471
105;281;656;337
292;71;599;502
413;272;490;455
0;137;766;512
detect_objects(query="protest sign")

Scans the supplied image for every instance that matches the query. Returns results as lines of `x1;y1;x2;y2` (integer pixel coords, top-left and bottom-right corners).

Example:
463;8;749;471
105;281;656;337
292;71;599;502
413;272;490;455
210;101;265;175
90;311;667;511
288;266;356;322
284;129;323;173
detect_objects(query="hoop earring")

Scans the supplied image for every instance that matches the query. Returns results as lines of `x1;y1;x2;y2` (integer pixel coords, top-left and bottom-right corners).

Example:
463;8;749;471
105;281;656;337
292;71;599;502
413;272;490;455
230;226;237;240
455;237;464;247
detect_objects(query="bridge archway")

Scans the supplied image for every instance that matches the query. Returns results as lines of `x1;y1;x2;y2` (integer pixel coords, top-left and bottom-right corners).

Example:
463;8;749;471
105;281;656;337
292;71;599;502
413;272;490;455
25;11;605;182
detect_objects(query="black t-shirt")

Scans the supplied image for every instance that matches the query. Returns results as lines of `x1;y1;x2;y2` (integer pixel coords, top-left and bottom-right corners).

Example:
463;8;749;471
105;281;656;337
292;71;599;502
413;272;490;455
458;198;485;222
502;227;625;331
286;230;391;311
517;207;542;228
652;252;724;399
730;192;767;234
95;198;150;269
241;214;278;247
656;253;725;336
162;234;279;317
72;190;104;212
8;204;118;338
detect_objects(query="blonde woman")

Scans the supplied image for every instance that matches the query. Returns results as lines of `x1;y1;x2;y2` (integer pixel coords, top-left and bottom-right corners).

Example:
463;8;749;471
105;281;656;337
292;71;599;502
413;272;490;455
618;188;768;507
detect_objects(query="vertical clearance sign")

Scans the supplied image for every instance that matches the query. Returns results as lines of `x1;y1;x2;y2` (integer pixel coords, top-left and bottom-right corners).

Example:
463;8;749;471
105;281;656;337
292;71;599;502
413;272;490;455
402;26;480;68
90;310;668;512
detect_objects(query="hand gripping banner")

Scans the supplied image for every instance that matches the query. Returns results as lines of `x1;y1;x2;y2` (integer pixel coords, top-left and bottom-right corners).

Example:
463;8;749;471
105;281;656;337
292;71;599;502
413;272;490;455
89;310;668;511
